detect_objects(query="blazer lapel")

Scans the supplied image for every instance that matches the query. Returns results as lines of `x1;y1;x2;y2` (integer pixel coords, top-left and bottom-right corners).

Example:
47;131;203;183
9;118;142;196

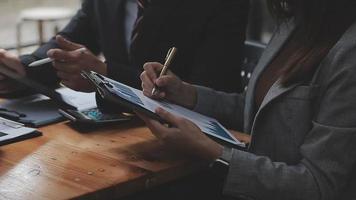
258;80;299;111
244;21;296;133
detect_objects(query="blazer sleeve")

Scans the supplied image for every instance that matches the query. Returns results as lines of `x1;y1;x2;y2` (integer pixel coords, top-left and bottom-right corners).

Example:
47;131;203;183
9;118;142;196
20;0;99;87
222;43;356;200
194;85;245;130
187;0;249;93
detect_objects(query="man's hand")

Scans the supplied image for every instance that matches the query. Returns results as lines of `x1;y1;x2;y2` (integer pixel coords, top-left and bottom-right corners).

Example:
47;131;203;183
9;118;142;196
0;49;26;94
47;35;107;92
137;107;223;162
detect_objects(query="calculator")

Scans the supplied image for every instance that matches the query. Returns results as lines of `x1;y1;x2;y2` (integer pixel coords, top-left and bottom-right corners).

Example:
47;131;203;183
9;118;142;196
59;107;132;125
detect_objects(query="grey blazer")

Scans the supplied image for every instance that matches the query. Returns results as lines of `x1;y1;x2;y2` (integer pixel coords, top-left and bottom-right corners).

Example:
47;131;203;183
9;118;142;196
194;21;356;200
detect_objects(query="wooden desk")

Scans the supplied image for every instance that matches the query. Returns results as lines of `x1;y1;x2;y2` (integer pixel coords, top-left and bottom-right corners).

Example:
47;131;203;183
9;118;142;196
0;120;199;200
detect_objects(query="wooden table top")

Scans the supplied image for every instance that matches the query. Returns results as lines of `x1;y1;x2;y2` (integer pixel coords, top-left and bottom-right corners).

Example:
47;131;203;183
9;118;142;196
0;119;199;200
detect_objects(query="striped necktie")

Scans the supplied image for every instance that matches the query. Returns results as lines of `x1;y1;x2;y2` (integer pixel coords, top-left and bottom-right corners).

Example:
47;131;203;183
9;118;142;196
130;0;149;54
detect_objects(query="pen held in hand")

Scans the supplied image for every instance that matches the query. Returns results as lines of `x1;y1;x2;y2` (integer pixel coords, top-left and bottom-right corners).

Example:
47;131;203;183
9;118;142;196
28;47;87;67
28;57;53;67
151;47;178;96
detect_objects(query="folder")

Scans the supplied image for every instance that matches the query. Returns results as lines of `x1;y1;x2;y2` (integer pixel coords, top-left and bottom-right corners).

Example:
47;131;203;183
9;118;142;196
0;94;65;127
0;117;41;146
82;71;246;148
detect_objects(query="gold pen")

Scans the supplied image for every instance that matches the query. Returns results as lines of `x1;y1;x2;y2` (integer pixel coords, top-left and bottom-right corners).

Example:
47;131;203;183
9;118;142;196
151;47;178;96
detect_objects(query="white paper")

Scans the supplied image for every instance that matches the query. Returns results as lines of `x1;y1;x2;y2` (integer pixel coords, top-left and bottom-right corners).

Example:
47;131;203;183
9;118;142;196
0;117;37;142
56;88;97;111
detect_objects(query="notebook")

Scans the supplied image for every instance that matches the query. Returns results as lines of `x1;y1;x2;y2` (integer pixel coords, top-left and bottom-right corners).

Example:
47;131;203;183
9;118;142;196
0;117;41;146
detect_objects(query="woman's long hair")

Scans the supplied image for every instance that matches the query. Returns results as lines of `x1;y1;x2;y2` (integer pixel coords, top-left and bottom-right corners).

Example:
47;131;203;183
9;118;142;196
267;0;356;85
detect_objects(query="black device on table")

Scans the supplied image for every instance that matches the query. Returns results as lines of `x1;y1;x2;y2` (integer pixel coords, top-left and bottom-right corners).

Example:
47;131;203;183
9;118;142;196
0;65;132;126
58;106;132;125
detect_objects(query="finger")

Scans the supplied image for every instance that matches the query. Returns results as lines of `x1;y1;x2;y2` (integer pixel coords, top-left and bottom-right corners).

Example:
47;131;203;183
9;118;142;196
147;119;172;139
143;89;153;98
136;111;174;140
156;91;166;99
142;84;153;97
155;107;182;127
142;89;166;100
47;49;78;63
143;62;163;82
140;73;155;90
0;49;6;58
0;50;26;76
141;80;166;99
150;87;166;99
135;111;164;138
155;75;176;87
56;35;83;51
53;61;81;73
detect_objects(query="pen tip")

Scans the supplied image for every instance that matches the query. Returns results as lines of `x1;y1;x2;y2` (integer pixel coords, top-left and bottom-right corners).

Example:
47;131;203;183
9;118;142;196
151;88;156;96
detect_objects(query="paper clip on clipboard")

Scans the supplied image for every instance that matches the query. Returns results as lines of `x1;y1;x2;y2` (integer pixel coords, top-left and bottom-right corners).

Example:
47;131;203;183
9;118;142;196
81;71;111;99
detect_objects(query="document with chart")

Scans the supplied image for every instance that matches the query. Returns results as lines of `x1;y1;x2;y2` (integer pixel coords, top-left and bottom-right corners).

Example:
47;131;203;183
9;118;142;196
83;71;245;147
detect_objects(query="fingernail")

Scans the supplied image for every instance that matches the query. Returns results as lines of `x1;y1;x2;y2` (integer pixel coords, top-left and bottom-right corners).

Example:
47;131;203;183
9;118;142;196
159;92;165;98
47;50;53;57
155;107;163;113
155;80;161;86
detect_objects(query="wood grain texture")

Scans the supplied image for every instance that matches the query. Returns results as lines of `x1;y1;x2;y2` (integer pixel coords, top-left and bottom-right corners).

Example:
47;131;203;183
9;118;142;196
0;119;199;200
0;113;252;200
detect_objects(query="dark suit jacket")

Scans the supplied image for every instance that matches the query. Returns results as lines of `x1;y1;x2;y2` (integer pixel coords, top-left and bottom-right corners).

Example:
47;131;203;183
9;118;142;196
20;0;249;93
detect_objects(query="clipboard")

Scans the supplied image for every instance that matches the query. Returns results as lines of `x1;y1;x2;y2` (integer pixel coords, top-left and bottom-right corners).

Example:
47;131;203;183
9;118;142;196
82;71;246;148
81;71;164;122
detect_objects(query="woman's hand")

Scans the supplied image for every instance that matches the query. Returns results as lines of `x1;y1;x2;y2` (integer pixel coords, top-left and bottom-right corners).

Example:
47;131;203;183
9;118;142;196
140;62;197;109
137;107;223;162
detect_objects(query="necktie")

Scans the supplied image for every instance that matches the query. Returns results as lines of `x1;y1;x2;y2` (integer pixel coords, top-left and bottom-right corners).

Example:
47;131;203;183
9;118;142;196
130;0;149;55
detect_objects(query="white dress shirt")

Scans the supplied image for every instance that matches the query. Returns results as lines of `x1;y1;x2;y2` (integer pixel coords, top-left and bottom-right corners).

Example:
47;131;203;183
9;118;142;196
124;0;138;52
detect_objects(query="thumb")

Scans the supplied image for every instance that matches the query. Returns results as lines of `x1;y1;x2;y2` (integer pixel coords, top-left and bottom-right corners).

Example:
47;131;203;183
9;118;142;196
56;35;83;51
155;107;181;127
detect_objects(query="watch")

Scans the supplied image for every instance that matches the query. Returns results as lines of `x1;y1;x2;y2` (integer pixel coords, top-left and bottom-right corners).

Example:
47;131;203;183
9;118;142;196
209;147;232;179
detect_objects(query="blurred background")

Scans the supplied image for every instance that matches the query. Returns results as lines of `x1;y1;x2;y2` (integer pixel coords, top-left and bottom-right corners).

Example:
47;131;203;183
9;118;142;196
0;0;80;54
0;0;274;55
